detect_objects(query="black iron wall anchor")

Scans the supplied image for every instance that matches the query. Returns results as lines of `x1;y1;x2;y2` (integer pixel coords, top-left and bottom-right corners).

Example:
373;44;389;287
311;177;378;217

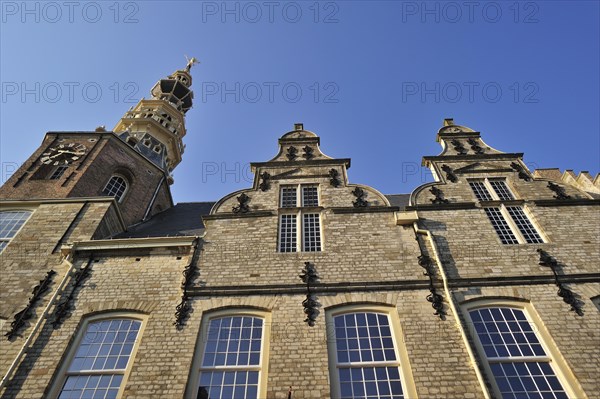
232;193;250;214
259;172;271;192
351;187;368;207
429;186;449;205
441;165;457;183
536;249;583;316
53;261;92;328
174;243;201;329
467;138;485;154
547;182;571;200
417;255;446;319
299;262;320;326
302;145;314;160
329;169;341;187
6;270;56;339
510;162;532;181
450;139;468;155
286;146;298;161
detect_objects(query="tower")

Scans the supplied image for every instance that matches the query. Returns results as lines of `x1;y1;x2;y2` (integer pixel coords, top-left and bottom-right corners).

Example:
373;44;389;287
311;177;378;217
0;61;197;226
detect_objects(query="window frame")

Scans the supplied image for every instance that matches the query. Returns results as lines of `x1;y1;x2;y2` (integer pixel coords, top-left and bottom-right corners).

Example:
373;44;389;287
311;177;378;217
325;304;417;399
48;312;147;399
102;174;129;203
277;184;323;253
0;209;34;254
186;308;271;399
49;164;69;180
463;299;583;399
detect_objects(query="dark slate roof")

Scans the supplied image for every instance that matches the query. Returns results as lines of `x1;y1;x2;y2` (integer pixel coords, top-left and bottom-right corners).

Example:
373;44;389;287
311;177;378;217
115;202;214;238
385;194;411;209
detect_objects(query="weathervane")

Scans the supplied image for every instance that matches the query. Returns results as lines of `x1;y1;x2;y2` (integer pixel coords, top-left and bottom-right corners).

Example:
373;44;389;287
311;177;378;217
184;55;199;72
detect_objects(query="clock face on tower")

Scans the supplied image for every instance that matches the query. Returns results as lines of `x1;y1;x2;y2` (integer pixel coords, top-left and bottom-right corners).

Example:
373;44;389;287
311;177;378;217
40;143;87;166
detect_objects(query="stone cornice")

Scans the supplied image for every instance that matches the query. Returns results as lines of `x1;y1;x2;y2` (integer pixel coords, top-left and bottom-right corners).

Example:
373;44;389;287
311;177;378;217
250;158;351;169
422;153;524;165
202;210;276;221
534;199;600;207
331;206;399;214
405;202;477;211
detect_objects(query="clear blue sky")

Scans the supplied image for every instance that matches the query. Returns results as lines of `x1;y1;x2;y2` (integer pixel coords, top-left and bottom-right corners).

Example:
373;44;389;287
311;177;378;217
1;1;598;203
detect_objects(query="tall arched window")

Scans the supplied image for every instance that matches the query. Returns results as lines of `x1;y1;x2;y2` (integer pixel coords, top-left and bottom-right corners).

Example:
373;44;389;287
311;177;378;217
0;210;32;253
466;301;578;399
102;175;128;203
50;314;145;399
326;305;416;399
187;309;270;399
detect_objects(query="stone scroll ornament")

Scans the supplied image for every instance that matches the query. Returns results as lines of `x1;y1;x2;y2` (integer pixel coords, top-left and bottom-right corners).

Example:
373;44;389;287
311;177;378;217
6;270;56;339
286;146;298;160
302;145;314;160
547;182;571;200
299;262;320;326
329;169;341;187
441;165;457;183
53;264;92;328
232;193;250;214
174;245;200;329
451;139;467;155
429;186;449;205
417;255;446;319
351;187;368;207
259;172;271;192
467;138;485;154
537;249;583;316
510;162;532;181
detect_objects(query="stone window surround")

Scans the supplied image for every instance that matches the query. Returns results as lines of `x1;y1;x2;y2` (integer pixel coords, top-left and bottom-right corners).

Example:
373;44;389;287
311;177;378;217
325;304;418;399
47;311;148;399
186;308;271;399
462;298;584;399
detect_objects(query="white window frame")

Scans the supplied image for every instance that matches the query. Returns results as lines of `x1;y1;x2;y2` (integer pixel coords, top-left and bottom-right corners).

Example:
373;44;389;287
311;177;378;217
49;164;69;180
278;184;323;252
48;312;147;399
325;304;417;399
0;209;34;254
186;308;271;399
463;299;583;399
468;178;515;202
102;174;129;203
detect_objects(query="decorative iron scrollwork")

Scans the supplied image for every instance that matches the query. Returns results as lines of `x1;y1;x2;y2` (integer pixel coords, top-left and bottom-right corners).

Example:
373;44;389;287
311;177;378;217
536;249;583;316
286;146;298;161
232;193;250;213
329;169;341;187
467;138;485;154
299;262;320;326
351;187;368;207
450;139;467;155
174;243;201;329
53;263;92;328
6;270;56;339
510;162;532;181
547;182;571;200
441;165;457;183
259;172;271;192
429;186;449;204
302;145;314;160
417;254;446;319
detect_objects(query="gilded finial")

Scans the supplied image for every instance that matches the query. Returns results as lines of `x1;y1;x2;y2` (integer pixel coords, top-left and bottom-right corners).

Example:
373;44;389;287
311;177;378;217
184;55;199;72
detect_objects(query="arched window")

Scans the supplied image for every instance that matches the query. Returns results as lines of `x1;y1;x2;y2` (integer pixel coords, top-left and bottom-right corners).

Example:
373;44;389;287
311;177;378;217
466;302;577;398
102;175;128;203
0;210;32;253
51;314;145;399
188;309;270;399
326;305;416;399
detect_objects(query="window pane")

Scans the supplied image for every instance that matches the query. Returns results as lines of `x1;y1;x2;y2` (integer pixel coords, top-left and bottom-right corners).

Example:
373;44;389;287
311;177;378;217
302;213;322;252
506;207;543;244
484;208;519;244
301;185;319;207
489;180;515;200
0;211;32;240
102;176;128;202
333;313;404;398
280;187;297;208
199;316;263;399
470;308;567;398
49;165;69;180
278;214;297;252
469;181;493;201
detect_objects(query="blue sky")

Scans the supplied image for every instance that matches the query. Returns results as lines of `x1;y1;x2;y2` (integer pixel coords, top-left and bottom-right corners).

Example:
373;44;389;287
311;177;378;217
1;1;598;202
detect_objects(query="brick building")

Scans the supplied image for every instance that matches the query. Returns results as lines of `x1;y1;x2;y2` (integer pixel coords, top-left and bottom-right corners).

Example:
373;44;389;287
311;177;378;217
0;64;599;399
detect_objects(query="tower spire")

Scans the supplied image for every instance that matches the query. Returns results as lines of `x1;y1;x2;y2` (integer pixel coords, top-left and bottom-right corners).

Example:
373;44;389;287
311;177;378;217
113;60;197;184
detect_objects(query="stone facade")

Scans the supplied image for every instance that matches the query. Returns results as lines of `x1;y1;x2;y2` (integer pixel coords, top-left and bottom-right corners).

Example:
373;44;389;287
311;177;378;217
0;69;598;399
